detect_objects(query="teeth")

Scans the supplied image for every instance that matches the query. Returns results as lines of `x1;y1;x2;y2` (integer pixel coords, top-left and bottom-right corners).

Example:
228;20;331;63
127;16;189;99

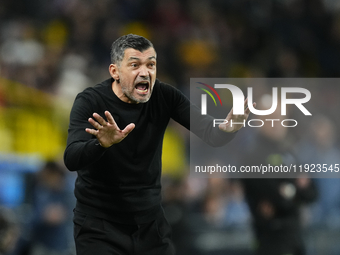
136;88;148;92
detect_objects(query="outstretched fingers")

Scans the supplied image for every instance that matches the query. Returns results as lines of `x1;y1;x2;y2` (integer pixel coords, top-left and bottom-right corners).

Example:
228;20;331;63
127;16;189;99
85;111;135;146
122;123;135;136
105;111;119;129
92;113;108;127
87;112;119;131
244;98;256;115
86;112;113;136
88;116;103;130
85;127;98;135
244;98;250;115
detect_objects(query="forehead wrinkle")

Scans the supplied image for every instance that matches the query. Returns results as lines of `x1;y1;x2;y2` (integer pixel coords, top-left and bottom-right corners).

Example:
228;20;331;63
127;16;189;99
127;56;157;62
127;57;140;61
124;48;156;61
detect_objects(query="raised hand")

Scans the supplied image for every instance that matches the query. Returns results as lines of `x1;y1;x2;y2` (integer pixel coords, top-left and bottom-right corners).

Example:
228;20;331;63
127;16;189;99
219;98;255;133
85;111;135;148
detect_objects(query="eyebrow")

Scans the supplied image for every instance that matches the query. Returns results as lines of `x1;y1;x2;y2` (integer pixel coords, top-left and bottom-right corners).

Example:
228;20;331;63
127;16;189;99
127;56;156;61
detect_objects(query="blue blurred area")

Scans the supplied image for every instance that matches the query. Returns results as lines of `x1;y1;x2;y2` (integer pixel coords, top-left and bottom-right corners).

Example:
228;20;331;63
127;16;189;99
0;154;42;208
0;172;24;207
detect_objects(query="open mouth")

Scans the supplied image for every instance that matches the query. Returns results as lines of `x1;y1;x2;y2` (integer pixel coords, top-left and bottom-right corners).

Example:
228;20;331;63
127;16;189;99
135;81;150;94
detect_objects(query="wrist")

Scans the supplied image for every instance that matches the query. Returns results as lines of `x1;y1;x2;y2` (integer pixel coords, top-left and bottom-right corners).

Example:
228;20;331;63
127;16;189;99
95;140;113;148
95;141;105;147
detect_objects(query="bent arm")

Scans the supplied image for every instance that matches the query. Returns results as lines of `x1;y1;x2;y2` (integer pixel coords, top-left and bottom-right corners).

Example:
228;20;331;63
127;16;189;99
165;84;237;147
64;95;107;171
189;104;237;147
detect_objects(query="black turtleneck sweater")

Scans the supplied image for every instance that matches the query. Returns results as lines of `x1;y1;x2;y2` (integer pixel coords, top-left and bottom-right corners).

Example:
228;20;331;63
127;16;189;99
64;78;236;224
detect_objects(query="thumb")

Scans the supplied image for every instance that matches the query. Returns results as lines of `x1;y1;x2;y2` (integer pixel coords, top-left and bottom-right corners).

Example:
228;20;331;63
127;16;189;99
122;123;135;136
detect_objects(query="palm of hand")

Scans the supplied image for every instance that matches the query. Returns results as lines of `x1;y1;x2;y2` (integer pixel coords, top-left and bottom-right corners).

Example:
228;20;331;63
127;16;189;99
85;111;135;148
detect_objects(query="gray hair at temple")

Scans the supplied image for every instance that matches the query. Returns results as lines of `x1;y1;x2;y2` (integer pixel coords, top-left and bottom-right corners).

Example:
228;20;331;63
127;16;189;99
110;34;154;66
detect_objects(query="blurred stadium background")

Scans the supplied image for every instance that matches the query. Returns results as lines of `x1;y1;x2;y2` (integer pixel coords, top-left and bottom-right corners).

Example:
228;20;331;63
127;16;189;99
0;0;340;254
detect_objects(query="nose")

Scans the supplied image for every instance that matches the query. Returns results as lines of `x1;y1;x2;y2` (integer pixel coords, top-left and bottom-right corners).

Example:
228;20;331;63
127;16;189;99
139;65;149;78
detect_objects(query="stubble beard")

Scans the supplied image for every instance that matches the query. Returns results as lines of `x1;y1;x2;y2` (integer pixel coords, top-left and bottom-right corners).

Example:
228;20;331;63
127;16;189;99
119;79;151;104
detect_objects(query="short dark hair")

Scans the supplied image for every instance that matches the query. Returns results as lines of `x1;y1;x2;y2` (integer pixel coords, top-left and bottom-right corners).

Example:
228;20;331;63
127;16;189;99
110;34;154;65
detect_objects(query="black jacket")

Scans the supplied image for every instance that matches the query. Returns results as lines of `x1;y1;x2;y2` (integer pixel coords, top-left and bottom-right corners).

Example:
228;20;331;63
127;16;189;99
64;78;236;224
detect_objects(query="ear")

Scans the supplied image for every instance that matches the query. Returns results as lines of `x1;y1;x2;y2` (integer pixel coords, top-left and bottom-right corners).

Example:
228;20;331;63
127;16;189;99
109;64;119;81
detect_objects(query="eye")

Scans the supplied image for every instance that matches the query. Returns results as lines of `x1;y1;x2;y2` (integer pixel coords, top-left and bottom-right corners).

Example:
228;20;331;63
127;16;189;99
131;63;138;68
149;62;156;68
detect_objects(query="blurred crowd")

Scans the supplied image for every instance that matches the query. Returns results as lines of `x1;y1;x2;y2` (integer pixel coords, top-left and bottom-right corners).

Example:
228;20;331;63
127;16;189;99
1;0;340;254
2;0;340;96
